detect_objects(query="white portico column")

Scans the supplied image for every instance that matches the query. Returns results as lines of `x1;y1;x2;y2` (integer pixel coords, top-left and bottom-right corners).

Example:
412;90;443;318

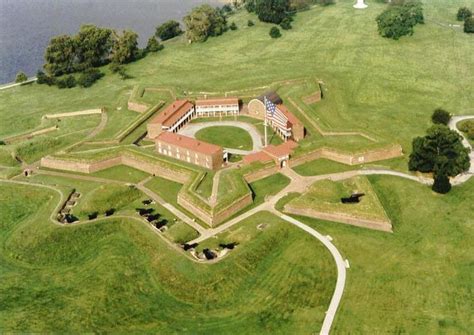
353;0;368;9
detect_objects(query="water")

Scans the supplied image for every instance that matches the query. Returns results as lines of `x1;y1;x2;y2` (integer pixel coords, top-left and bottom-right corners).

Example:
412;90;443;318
0;0;220;84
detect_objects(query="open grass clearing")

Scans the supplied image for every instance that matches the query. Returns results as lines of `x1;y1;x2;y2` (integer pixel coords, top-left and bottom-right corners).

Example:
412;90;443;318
290;176;474;334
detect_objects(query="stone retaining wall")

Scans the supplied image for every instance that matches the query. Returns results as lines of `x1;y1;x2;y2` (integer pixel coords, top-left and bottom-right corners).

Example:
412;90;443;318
244;165;280;183
290;145;403;167
284;205;393;232
128;101;149;113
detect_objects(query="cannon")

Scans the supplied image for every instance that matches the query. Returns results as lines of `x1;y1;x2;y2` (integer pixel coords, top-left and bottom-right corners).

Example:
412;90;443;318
341;193;365;204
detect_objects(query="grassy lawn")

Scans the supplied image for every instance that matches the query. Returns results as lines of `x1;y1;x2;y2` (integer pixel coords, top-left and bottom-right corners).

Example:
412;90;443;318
0;184;336;333
287;176;389;222
290;176;474;334
249;173;291;205
195;126;253;151
90;165;150;183
293;158;357;176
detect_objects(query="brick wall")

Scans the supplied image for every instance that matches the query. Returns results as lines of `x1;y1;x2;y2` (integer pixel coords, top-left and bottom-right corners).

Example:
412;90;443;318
243;165;280;183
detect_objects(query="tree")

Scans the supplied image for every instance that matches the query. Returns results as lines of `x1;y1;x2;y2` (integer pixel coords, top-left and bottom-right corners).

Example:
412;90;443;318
431;108;451;125
457;7;472;21
255;0;290;24
56;75;76;89
432;171;451;194
44;35;77;76
155;20;183;41
75;25;113;69
408;125;470;177
244;0;256;12
15;72;28;83
146;36;164;52
376;1;424;40
111;30;139;64
269;26;282;38
248;19;255;27
464;17;474;33
230;22;238;30
184;5;227;43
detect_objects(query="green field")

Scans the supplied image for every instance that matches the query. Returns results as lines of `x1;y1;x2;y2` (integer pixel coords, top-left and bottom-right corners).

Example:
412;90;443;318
0;183;335;333
195;125;254;151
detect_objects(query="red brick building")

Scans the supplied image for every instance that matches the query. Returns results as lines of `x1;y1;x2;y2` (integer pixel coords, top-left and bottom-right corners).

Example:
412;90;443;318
155;132;223;170
147;100;195;139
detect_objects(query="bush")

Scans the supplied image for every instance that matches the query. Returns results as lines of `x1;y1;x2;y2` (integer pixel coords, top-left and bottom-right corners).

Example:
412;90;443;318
36;70;56;86
431;108;451;125
15;72;28;83
77;68;104;88
230;22;238;30
56;75;76;89
269;26;282;38
280;17;292;30
245;0;256;12
464;17;474;34
457;7;472;21
146;36;164;52
156;20;183;41
432;172;451;194
248;19;255;27
376;1;424;40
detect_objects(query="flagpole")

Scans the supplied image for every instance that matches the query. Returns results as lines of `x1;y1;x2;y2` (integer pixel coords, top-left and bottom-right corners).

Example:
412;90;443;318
264;98;268;147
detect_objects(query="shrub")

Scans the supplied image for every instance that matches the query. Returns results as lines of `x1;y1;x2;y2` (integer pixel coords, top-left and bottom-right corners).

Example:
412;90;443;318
56;75;76;89
431;108;451;125
109;62;123;73
432;172;451;194
77;68;104;88
457;7;472;21
230;22;238;30
146;36;164;52
36;70;56;86
156;20;183;41
376;1;424;40
248;19;255;27
464;17;474;34
245;0;256;12
280;17;292;30
15;72;28;83
269;26;282;38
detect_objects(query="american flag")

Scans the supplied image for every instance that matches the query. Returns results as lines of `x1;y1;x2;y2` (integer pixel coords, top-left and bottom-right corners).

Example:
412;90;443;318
264;96;276;117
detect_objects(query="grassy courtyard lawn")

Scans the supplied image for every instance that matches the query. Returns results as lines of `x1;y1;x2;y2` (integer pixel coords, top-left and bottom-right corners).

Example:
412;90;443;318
249;173;291;205
287;176;389;222
291;176;474;334
90;165;150;183
195;126;253;151
0;184;336;333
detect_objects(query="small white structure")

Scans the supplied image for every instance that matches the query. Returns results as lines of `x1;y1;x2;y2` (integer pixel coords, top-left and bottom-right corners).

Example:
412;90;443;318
195;98;239;117
353;0;368;9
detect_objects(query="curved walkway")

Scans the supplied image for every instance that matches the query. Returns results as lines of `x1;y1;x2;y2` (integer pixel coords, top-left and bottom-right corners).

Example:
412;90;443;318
178;121;263;153
449;116;474;178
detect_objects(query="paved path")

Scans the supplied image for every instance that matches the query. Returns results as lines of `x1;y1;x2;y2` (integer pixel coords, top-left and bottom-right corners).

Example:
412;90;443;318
449;116;474;180
0;78;37;90
178;121;263;153
276;212;346;335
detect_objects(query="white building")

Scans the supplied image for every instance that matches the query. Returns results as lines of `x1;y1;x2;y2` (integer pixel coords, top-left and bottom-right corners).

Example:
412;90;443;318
195;97;240;117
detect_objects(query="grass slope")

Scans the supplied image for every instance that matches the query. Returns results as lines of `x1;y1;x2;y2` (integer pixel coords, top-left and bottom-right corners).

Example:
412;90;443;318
0;183;335;333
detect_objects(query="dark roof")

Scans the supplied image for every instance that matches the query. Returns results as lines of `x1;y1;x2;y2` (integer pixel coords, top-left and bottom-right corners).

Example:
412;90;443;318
257;91;282;105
